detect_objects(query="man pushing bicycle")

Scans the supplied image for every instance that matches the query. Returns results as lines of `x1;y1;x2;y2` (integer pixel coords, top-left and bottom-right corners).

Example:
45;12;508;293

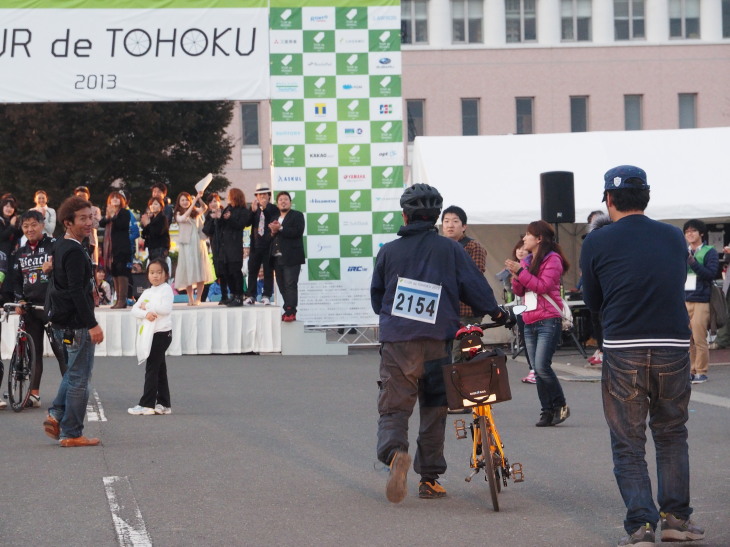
371;183;507;503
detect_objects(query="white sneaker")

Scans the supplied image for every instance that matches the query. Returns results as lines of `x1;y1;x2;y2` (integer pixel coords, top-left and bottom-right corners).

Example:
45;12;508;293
0;399;6;410
243;297;255;306
25;394;41;408
128;405;156;416
154;404;172;415
261;296;271;306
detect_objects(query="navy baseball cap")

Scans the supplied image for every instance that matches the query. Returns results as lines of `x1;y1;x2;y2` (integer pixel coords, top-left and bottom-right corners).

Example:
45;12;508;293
602;165;649;201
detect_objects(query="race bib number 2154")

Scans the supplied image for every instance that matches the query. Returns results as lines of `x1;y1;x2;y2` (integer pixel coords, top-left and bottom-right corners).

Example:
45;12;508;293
391;277;442;324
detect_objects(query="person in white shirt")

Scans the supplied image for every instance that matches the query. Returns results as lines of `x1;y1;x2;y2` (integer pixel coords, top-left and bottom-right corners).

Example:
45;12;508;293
128;257;174;416
33;189;56;236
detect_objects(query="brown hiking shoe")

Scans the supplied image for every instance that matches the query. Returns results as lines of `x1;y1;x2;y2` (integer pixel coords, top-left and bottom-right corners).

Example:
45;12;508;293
385;450;411;503
59;436;101;447
43;415;60;440
418;480;447;499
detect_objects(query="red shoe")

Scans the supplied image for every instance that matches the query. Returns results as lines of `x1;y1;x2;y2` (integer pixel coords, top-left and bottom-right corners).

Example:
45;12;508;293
59;436;101;447
282;313;296;322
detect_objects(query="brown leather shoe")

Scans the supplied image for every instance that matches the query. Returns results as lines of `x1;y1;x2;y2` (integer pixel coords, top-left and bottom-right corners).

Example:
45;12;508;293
43;415;60;440
59;436;101;447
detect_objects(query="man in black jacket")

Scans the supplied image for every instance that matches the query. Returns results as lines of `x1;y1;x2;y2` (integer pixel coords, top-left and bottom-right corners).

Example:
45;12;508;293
269;191;305;321
13;210;65;408
244;183;278;306
43;196;104;447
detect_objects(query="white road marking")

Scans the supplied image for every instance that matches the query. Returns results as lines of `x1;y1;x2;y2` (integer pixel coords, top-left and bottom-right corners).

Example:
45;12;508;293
690;391;730;409
103;476;153;547
87;389;107;421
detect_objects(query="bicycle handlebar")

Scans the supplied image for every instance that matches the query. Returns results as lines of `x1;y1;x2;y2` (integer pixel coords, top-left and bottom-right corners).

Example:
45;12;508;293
1;302;45;320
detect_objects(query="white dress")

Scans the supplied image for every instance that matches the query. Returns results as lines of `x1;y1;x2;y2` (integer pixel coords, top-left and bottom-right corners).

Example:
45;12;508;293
174;214;215;287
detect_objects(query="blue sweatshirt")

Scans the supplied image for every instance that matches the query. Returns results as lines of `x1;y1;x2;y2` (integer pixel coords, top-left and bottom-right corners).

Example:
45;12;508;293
580;214;690;349
371;220;500;343
685;244;718;303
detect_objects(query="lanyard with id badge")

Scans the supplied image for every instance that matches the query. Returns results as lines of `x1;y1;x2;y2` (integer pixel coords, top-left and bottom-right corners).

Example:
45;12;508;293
391;277;442;324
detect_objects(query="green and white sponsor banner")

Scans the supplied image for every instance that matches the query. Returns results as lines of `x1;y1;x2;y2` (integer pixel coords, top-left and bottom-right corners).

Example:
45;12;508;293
0;0;269;102
270;0;403;326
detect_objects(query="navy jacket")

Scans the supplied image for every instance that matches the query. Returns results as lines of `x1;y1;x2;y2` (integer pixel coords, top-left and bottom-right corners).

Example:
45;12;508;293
371;220;501;343
685;244;719;303
580;214;690;349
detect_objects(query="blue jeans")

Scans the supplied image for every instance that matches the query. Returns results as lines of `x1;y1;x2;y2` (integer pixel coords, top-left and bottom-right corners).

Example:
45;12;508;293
49;328;95;439
602;347;692;533
524;317;565;412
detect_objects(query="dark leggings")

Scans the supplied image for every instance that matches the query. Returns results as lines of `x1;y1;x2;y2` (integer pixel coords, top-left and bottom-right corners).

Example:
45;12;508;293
222;261;244;298
139;331;173;409
25;308;66;392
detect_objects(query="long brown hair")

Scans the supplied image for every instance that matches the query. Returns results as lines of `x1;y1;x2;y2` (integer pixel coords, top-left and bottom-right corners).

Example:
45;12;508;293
525;220;570;275
174;192;199;219
106;190;127;209
227;188;246;208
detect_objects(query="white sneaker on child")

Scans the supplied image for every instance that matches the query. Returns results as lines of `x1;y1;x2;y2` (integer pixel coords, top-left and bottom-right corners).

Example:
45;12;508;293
261;296;271;306
128;405;156;415
154;404;172;415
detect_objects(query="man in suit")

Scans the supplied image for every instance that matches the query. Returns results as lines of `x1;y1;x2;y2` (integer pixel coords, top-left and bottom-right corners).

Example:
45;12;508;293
244;183;279;306
269;191;305;321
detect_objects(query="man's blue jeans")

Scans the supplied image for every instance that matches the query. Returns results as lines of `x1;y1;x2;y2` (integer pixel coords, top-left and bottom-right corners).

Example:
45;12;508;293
49;328;95;439
524;317;565;411
602;347;692;533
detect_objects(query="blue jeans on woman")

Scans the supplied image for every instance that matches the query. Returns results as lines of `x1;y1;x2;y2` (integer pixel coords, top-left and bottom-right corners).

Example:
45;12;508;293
524;317;565;412
49;328;95;440
602;347;692;534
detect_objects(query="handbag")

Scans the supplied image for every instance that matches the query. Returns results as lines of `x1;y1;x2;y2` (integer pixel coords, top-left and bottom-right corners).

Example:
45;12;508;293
442;349;511;411
543;294;574;331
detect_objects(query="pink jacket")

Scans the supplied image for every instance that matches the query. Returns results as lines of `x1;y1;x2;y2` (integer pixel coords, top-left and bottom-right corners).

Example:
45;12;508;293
511;251;565;325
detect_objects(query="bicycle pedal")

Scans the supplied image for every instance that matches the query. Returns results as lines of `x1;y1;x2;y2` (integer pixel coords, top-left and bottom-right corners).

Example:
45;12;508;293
511;462;524;483
453;419;468;439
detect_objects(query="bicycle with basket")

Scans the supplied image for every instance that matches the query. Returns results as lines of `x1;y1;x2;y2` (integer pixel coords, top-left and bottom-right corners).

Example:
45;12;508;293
443;305;527;512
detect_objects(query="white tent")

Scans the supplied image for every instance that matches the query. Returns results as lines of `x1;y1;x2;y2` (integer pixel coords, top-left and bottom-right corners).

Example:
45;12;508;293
410;128;730;342
411;127;730;224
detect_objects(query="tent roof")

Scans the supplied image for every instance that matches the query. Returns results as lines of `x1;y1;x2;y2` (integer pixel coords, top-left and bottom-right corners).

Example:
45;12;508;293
410;127;730;224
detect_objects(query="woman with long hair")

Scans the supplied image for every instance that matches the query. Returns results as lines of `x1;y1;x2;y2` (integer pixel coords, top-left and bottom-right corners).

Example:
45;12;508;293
141;196;170;260
219;188;251;307
505;220;571;427
99;190;132;308
174;190;214;306
32;189;57;236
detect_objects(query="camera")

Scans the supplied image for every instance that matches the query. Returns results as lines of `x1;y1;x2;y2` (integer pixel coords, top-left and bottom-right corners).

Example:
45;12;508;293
63;328;74;345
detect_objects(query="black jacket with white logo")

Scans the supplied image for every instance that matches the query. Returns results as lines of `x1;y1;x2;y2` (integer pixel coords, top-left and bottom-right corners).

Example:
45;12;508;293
13;235;55;305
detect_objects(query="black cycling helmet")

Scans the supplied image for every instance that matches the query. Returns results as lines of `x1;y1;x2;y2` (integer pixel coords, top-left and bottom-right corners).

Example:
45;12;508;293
400;183;443;220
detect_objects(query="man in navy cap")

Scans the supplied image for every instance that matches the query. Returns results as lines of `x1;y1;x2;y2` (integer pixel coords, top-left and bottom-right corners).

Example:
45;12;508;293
580;165;705;546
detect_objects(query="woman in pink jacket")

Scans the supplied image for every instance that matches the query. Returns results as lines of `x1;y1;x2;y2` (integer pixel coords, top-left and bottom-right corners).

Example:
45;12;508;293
505;220;571;427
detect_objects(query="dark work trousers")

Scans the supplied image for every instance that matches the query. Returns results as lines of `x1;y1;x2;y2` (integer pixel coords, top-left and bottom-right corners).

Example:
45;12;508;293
139;331;173;409
223;260;244;298
212;258;229;299
25;308;66;392
377;339;450;482
274;261;302;314
246;246;273;299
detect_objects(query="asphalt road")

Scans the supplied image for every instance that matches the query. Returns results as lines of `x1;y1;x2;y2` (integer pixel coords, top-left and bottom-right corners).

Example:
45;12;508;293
1;347;728;547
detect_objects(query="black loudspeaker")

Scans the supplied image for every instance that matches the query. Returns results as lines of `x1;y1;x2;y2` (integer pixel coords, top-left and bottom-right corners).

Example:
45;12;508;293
540;171;575;224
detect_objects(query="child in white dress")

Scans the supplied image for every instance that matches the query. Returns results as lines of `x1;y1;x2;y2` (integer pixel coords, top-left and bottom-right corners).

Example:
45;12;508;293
128;257;175;416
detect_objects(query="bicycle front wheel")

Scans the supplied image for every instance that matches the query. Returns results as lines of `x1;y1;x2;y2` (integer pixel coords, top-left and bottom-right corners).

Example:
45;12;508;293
8;331;36;412
479;415;499;512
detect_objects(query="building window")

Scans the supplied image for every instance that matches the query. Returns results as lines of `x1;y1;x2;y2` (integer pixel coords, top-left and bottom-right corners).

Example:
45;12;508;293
561;0;592;41
241;103;259;146
678;93;697;128
407;99;425;142
624;94;642;130
614;0;645;40
722;0;730;38
402;0;429;44
462;99;479;136
452;0;484;43
506;0;537;43
669;0;700;39
516;97;533;134
570;96;588;132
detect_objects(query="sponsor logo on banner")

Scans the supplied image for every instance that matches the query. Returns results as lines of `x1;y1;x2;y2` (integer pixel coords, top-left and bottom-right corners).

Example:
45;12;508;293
339;212;373;235
369;51;401;73
304;75;335;98
339;166;372;188
372;165;404;188
368;6;400;30
303;53;336;76
373;210;404;234
337;98;369;121
340;234;373;258
335;29;368;52
275;168;306;191
304;98;336;121
271;7;302;31
342;258;372;274
373;233;399;253
273;144;305;167
306;144;338;167
272;79;301;97
368;29;400;52
304;30;335;53
270;30;302;53
271;99;304;122
339;121;369;142
339;189;371;212
272;122;305;143
306;212;340;235
307;235;339;259
303;7;334;30
337;75;369;97
338;143;371;167
336;7;368;30
372;189;401;211
306;167;339;190
371;143;403;167
369;75;401;98
305;121;337;144
271;53;303;76
370;120;402;143
306;189;339;212
308;258;341;281
336;52;368;75
372;100;400;120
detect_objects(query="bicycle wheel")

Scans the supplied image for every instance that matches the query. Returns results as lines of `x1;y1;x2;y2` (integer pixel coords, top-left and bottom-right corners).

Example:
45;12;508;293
479;415;499;511
8;331;36;412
